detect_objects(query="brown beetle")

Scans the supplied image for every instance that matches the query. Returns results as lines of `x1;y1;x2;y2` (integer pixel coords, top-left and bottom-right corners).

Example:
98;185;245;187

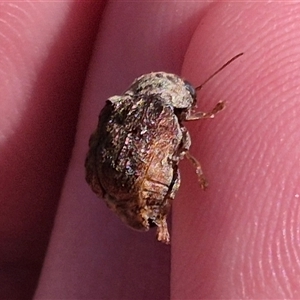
85;54;243;244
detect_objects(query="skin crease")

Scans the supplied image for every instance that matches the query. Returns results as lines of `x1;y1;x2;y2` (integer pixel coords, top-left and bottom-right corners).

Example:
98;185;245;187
1;1;300;299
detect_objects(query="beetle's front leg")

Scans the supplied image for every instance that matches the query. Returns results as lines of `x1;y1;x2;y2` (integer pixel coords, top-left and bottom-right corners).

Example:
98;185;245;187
185;101;225;121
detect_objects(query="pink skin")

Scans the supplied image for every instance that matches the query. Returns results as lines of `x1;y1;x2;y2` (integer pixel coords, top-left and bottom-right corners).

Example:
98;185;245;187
1;2;300;299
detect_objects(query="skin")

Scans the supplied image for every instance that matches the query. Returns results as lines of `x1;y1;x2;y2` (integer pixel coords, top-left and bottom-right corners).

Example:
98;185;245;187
1;1;300;299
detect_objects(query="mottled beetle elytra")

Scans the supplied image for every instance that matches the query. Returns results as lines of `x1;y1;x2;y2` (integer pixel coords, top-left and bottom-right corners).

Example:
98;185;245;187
85;53;243;244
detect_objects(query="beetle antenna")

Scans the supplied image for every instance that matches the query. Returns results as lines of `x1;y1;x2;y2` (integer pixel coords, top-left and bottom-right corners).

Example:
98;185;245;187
195;52;244;91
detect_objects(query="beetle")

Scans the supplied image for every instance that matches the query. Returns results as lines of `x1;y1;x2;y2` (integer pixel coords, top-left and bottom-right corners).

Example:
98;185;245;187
85;53;243;244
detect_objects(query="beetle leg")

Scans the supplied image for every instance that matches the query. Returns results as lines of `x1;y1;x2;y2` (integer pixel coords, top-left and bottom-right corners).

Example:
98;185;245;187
156;216;170;244
186;101;225;121
177;127;191;160
178;127;208;190
185;151;208;190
